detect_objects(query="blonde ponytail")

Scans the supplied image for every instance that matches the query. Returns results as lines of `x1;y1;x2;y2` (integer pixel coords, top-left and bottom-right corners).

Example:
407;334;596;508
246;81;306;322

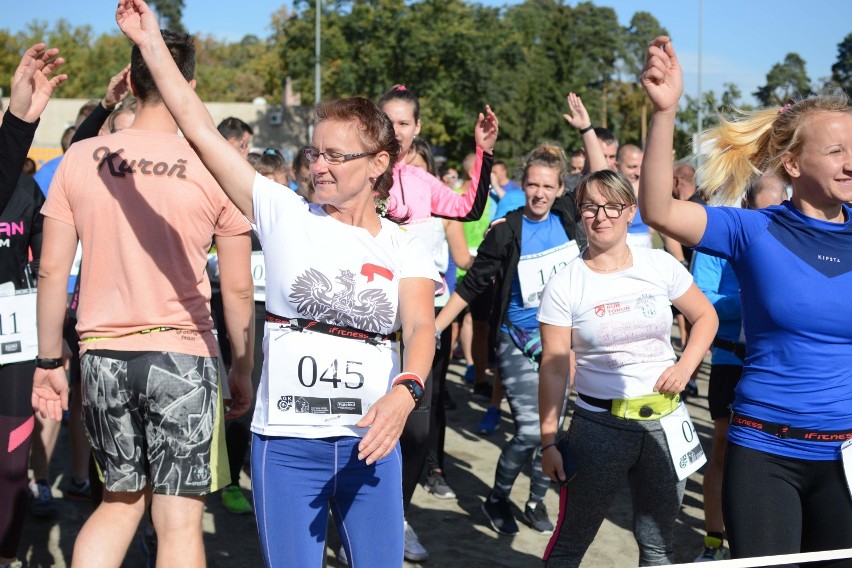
696;90;851;205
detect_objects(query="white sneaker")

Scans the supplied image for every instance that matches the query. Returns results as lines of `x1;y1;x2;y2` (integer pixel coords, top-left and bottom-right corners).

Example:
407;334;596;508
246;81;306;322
403;521;429;562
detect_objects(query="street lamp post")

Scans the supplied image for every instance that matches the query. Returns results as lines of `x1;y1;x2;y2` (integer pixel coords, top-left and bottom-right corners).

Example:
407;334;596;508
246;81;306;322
696;0;703;141
315;0;321;104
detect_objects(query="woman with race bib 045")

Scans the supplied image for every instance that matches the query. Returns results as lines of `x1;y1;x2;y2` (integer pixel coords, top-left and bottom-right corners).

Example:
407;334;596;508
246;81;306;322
435;138;588;537
640;36;852;562
537;169;717;567
117;2;440;566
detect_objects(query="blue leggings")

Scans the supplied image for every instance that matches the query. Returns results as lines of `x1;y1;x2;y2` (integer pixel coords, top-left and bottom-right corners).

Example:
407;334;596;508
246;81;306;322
251;434;403;567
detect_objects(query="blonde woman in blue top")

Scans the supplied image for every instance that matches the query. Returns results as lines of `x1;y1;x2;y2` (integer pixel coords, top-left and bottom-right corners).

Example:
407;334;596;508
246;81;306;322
640;36;852;562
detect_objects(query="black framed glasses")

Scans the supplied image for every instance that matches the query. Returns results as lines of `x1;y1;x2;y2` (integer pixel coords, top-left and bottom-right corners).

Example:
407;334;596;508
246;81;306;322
579;202;629;219
304;148;377;165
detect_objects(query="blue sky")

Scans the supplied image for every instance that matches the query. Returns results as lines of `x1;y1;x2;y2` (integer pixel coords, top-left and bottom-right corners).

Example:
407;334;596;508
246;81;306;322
3;0;848;105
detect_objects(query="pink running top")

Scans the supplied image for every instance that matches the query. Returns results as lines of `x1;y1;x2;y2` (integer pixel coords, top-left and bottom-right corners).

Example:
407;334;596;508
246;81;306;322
388;146;493;223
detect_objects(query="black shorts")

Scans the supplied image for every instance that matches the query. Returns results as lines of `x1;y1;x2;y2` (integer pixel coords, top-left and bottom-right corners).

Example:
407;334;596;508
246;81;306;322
723;443;852;560
707;364;742;420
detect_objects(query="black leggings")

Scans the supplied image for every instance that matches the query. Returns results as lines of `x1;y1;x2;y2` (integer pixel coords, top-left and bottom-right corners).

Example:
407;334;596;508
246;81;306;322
225;306;264;484
426;320;453;473
400;309;449;513
0;361;35;559
723;442;852;567
399;356;435;515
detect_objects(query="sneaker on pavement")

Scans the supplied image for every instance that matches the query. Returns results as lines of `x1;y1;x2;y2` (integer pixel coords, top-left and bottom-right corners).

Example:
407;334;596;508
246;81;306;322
404;521;429;562
64;479;92;502
523;501;554;534
424;469;456;500
29;480;58;517
482;493;519;536
471;382;492;401
477;406;500;435
694;546;725;562
463;364;475;384
221;485;253;514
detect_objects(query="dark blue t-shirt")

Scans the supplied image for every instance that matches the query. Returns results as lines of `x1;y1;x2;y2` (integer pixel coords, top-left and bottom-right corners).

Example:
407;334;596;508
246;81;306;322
696;201;852;460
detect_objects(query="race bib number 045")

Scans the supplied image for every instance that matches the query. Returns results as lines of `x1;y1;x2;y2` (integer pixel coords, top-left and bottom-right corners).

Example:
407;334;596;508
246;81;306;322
660;403;707;480
265;323;400;426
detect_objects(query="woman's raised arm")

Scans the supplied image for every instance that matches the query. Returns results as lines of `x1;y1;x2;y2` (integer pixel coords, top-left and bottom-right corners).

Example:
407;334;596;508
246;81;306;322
116;0;256;220
639;36;706;247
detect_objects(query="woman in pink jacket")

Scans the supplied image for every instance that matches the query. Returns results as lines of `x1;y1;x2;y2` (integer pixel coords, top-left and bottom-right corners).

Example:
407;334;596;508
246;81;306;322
377;84;498;561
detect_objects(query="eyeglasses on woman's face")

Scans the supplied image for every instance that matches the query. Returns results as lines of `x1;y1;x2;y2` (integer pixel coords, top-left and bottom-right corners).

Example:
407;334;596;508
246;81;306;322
579;202;629;219
304;147;377;165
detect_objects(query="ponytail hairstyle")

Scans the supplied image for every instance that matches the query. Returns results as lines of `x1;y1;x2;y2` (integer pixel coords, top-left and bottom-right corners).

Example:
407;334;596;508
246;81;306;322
314;97;406;223
521;142;569;190
696;89;852;205
378;84;420;121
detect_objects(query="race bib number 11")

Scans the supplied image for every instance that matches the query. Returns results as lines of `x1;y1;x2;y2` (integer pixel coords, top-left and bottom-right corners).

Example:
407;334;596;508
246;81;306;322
0;289;38;365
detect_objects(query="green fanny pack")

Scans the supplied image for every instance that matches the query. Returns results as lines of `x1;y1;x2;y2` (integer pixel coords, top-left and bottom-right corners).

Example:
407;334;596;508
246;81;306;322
578;392;681;421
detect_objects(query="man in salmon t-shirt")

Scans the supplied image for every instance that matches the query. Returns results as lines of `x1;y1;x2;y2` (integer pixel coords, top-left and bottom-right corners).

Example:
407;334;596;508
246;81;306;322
32;29;254;567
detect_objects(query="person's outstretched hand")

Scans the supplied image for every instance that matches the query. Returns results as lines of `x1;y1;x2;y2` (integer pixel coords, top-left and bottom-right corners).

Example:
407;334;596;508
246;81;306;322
103;64;132;110
474;105;499;154
8;43;67;123
356;386;415;465
116;0;161;47
562;92;591;131
641;36;683;114
32;367;69;421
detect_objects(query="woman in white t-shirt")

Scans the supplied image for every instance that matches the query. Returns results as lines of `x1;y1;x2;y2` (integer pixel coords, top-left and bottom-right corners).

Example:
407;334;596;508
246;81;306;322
537;169;717;567
117;4;439;566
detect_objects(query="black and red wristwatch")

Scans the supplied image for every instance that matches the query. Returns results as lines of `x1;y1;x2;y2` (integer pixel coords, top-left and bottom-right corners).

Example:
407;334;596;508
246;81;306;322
392;373;425;408
394;379;425;408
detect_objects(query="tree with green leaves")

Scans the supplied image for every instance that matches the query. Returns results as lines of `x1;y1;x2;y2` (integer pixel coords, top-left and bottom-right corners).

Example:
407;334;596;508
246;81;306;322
674;83;750;159
149;0;186;32
830;32;852;94
0;1;752;169
611;11;667;147
754;52;811;107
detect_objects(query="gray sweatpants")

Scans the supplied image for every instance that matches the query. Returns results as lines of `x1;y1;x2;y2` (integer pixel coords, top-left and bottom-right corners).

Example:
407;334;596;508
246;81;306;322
493;331;565;504
544;406;686;567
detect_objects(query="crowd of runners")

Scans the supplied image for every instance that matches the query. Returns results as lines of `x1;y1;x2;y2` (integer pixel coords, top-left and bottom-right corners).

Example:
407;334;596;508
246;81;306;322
1;1;851;566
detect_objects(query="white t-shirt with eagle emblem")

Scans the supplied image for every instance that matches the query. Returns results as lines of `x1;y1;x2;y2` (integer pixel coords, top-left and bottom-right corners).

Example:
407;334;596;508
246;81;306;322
249;174;439;438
